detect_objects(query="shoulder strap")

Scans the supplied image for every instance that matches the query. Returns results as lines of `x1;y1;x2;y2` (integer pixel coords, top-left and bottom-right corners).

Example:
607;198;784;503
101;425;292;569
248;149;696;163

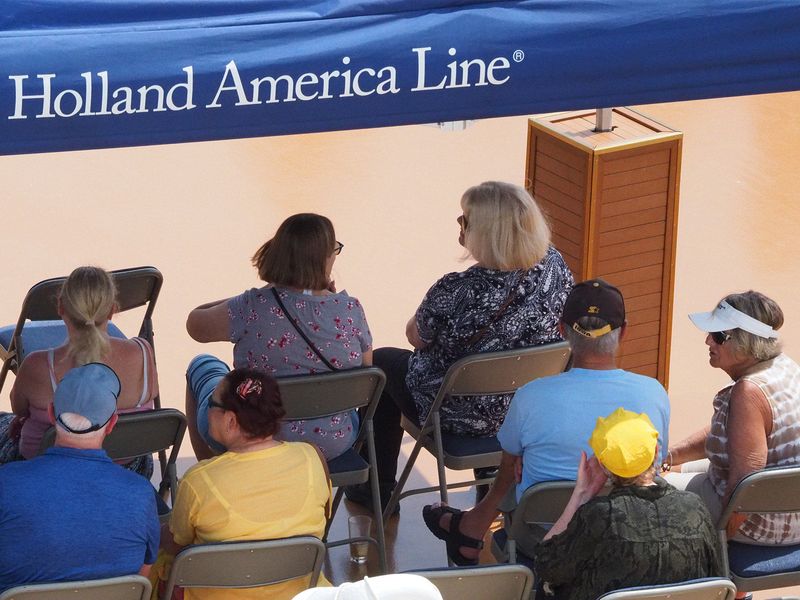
464;272;522;348
132;337;150;407
47;348;58;391
271;288;337;371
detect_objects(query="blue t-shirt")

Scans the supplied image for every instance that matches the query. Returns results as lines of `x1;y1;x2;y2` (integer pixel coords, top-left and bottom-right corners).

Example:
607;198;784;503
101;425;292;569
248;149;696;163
497;368;670;500
0;447;159;592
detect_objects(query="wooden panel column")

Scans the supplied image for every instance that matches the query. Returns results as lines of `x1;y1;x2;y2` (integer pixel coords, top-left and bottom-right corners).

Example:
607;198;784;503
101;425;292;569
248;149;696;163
526;108;682;387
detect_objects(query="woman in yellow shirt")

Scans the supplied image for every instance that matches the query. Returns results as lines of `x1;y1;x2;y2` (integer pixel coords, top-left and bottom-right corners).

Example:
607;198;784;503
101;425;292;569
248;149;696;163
162;368;331;600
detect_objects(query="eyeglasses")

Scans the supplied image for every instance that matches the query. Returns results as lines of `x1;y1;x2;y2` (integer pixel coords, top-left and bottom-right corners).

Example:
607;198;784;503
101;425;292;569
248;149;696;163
334;241;344;256
208;398;228;411
710;331;732;345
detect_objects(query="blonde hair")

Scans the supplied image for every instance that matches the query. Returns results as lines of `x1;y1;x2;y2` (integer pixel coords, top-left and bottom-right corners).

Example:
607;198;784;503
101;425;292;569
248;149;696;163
59;267;117;365
461;181;551;270
724;291;783;361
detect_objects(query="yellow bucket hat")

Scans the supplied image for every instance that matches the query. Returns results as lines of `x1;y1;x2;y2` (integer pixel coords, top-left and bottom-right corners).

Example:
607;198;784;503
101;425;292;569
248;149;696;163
589;408;658;478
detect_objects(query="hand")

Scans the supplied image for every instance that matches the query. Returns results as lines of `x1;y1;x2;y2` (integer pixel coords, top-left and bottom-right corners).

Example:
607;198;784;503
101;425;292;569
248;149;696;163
574;452;608;500
726;512;747;538
514;455;523;484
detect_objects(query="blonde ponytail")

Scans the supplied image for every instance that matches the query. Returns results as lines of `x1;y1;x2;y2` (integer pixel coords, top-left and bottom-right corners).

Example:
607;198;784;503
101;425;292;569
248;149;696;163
59;267;117;365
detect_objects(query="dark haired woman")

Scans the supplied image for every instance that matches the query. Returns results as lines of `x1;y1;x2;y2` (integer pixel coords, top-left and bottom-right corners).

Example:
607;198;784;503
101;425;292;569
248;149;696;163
185;213;372;461
162;368;331;600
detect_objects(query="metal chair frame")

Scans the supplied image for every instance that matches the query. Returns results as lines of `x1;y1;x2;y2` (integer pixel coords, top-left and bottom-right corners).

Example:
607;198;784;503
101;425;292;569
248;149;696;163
383;342;571;520
0;575;151;600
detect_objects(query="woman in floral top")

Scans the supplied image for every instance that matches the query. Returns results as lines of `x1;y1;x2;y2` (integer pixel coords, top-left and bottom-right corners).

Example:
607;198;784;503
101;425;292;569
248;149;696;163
345;181;573;511
185;213;372;461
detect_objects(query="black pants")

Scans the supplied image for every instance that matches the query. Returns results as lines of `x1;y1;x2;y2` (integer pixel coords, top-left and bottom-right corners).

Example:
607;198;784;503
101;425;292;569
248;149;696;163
366;347;420;491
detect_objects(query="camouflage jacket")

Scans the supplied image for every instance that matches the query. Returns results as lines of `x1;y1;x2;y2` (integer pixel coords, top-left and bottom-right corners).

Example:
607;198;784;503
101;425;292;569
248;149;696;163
533;479;724;600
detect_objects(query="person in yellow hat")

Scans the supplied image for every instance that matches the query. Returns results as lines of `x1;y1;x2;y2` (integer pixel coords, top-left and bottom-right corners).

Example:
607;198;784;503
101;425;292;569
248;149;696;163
532;408;723;600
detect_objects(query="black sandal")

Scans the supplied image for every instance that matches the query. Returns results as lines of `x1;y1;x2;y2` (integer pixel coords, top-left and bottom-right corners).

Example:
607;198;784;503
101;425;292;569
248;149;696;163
422;504;483;566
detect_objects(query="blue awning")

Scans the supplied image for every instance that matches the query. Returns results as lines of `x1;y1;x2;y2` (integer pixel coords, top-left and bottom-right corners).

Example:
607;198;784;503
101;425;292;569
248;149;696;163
2;1;799;155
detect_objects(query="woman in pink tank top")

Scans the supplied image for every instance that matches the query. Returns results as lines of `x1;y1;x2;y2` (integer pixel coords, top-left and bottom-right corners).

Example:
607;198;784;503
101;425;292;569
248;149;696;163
0;267;159;477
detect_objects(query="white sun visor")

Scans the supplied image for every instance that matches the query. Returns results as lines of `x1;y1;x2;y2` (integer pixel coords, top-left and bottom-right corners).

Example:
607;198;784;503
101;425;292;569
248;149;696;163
688;300;779;339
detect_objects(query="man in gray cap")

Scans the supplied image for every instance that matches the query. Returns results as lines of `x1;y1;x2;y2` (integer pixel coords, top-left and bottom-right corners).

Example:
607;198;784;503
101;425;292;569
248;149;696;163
0;363;159;593
422;279;671;565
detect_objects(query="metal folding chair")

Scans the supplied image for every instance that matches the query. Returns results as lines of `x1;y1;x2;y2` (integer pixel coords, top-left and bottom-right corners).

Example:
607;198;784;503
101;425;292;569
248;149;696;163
39;408;187;515
408;564;534;600
596;578;737;600
277;367;388;572
717;465;800;595
0;575;151;600
0;266;163;399
383;342;571;519
161;537;325;600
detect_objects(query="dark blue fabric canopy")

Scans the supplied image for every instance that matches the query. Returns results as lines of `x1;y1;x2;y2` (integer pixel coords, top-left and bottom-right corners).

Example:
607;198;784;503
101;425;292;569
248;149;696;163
2;0;799;155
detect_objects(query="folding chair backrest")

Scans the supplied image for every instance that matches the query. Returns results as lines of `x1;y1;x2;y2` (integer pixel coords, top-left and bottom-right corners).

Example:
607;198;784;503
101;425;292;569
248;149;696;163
511;480;577;538
409;564;533;600
435;342;570;402
0;575;151;600
162;537;325;598
39;408;186;460
596;578;737;600
278;367;386;420
719;466;800;524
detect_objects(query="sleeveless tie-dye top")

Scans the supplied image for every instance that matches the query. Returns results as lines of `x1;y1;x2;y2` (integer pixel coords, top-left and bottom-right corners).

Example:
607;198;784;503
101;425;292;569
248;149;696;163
706;353;800;544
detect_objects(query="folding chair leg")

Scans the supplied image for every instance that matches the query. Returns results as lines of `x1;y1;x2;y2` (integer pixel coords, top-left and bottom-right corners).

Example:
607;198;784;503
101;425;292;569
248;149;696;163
323;488;346;541
366;422;387;573
432;412;449;505
383;435;426;522
0;358;12;396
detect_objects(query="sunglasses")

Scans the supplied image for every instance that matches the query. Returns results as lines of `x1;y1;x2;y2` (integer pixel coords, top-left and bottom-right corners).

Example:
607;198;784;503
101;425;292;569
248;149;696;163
334;241;344;256
710;331;732;345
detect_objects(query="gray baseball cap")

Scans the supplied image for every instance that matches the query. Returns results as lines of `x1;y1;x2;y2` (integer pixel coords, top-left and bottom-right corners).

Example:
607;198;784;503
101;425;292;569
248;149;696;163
54;363;120;434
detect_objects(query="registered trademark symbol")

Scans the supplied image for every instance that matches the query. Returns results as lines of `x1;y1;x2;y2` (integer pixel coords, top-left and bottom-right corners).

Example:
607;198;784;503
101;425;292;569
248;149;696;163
513;50;525;63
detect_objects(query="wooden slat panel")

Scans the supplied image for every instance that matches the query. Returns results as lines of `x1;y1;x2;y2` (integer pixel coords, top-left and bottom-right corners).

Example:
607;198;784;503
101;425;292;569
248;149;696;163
625;292;662;312
623;335;659;354
551;232;582;259
603;148;670;175
534;183;585;218
597;250;663;274
599;221;665;246
597;236;664;262
540;201;584;232
537;135;589;171
624;321;660;340
602;178;669;203
602;192;667;218
536;153;585;185
628;363;658;378
627;307;662;325
600;207;666;232
617;278;662;299
536;166;586;202
619;350;659;369
602;164;670;190
547;216;583;246
600;264;663;287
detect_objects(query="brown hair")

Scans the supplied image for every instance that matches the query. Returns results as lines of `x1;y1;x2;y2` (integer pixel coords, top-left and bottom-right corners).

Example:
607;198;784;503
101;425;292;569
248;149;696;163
723;290;783;360
218;368;285;439
59;266;117;365
252;213;336;290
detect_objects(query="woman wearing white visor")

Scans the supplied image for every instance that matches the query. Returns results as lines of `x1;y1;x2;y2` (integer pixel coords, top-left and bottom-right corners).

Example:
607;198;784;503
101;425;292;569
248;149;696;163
665;291;800;545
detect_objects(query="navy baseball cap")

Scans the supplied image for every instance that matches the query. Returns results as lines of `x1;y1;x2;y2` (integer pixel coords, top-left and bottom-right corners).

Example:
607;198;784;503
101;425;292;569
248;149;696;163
54;363;120;434
562;279;626;337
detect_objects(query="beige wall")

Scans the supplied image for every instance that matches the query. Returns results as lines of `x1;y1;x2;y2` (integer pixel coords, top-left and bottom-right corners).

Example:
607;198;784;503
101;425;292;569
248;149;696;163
1;91;799;447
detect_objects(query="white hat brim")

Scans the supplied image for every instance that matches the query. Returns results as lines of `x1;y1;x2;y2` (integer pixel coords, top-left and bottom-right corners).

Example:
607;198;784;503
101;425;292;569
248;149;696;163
688;310;734;333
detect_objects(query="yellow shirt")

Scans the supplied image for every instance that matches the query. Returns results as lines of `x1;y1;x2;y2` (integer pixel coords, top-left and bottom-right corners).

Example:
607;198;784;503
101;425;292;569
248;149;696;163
170;442;331;600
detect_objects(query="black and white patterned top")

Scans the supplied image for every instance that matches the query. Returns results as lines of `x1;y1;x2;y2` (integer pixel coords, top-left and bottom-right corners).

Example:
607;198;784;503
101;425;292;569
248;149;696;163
406;245;573;436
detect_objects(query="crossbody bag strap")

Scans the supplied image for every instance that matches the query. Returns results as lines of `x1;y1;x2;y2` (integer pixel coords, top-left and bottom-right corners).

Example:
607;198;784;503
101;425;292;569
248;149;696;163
464;272;522;348
271;287;337;371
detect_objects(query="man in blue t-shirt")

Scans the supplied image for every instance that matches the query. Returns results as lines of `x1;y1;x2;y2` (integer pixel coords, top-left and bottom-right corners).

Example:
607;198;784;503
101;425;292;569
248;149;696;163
422;279;671;565
0;363;159;593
